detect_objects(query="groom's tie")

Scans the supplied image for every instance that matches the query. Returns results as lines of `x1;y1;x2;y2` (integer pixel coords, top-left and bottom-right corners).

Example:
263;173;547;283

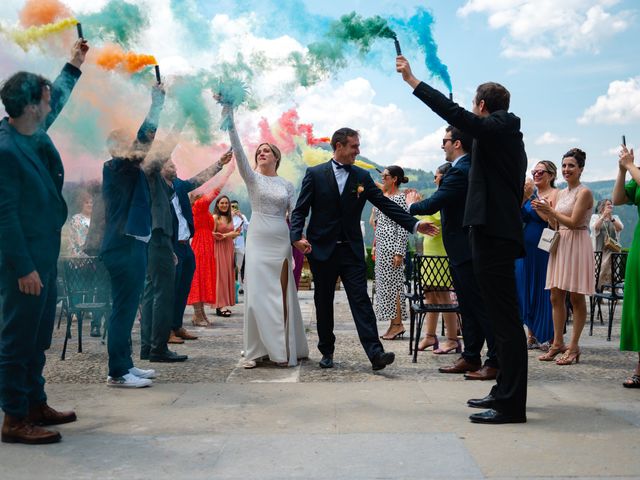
332;160;352;172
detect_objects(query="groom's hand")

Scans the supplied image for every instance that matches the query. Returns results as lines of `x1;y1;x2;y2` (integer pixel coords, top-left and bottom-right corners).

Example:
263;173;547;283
417;221;439;237
293;238;312;254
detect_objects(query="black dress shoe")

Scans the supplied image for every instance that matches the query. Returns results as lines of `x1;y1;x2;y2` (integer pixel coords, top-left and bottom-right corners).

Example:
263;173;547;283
149;350;188;363
371;351;395;371
469;409;526;424
467;394;496;409
319;355;334;369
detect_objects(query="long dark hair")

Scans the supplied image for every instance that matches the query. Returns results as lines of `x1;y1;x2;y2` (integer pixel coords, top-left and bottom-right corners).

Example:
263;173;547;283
213;195;233;224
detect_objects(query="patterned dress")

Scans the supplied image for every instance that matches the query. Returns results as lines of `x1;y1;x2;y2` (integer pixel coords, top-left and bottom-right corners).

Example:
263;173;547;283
546;184;595;295
373;193;409;323
68;213;90;257
620;179;640;351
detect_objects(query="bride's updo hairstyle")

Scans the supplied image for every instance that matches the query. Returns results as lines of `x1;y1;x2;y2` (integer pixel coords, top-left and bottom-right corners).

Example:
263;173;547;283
254;143;282;171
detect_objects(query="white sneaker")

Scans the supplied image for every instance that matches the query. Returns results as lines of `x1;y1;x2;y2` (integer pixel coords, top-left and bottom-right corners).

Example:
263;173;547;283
129;367;157;379
106;373;152;388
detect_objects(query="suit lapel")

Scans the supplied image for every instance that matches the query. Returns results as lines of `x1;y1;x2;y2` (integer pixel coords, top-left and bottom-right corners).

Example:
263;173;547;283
324;160;341;199
340;169;355;204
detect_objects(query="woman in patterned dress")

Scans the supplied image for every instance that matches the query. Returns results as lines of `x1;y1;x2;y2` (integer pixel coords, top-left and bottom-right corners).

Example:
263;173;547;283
374;165;410;340
533;148;594;365
613;145;640;388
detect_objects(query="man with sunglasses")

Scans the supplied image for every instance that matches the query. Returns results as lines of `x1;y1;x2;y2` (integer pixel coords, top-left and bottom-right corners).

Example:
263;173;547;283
398;56;528;424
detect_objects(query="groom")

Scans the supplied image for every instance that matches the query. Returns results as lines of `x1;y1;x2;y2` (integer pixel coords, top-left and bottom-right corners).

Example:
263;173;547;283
290;128;436;370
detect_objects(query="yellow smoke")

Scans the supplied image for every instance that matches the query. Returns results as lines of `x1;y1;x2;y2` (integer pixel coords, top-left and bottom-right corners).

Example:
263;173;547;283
9;17;78;51
301;145;377;170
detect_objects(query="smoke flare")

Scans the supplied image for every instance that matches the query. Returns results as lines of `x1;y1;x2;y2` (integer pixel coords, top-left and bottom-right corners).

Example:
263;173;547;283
94;43;157;73
9;17;78;51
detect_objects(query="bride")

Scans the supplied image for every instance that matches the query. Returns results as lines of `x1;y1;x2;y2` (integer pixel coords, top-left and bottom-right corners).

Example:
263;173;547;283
222;103;309;368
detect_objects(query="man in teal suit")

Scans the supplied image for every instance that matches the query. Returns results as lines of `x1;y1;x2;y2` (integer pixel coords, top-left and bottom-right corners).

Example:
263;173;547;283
0;40;88;444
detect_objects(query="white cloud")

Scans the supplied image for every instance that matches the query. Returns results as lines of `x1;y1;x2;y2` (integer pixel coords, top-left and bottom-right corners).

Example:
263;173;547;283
578;76;640;124
294;77;446;171
458;0;631;59
535;131;579;145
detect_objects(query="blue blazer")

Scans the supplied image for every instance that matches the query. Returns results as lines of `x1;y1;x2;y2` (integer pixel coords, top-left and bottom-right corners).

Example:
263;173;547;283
409;155;472;266
290;160;417;262
0;63;81;277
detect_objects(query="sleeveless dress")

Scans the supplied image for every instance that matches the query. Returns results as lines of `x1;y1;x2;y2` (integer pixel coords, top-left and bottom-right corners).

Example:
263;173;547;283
515;198;554;343
418;212;452;288
546;184;595;295
213;219;236;308
187;190;219;305
228;124;309;365
373;193;409;323
620;179;640;352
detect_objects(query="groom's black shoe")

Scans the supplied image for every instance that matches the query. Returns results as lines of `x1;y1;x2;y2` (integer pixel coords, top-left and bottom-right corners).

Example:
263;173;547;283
469;409;526;424
319;355;334;369
372;351;395;371
467;393;496;409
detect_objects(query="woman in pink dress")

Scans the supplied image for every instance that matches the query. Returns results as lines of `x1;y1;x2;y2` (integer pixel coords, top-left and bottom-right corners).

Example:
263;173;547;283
212;195;239;316
533;148;594;365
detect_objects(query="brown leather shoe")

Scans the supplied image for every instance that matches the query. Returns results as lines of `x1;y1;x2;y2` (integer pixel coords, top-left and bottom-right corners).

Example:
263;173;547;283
174;327;198;340
464;365;499;380
438;357;481;374
168;332;185;344
1;415;61;444
27;403;77;426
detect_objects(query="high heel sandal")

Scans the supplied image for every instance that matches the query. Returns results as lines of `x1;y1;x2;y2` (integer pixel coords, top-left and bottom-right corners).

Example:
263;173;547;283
555;349;581;365
433;338;462;355
418;333;439;351
380;322;406;340
537;344;567;361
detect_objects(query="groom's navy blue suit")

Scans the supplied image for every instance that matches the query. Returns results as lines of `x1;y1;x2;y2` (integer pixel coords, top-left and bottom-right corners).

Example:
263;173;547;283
290;160;418;362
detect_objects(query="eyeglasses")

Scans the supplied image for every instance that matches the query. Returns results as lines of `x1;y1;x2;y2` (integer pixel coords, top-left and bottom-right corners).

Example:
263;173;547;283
442;138;453;146
531;170;550;177
381;174;392;179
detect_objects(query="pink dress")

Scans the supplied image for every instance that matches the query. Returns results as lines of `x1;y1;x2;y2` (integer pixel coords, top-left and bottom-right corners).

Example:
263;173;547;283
546;184;595;295
214;218;236;308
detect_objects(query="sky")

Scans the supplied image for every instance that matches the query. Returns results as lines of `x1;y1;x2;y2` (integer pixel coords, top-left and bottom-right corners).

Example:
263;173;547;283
1;0;639;182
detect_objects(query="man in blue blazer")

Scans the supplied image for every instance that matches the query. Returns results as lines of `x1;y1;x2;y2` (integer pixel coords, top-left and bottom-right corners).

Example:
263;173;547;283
408;126;498;379
101;84;165;388
0;40;88;444
290;128;437;371
398;56;528;424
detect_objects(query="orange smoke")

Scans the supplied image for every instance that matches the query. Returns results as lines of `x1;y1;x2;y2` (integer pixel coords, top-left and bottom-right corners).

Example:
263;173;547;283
19;0;71;27
95;44;157;74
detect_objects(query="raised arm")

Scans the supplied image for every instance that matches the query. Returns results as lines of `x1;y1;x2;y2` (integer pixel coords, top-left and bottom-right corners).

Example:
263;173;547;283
187;149;233;190
614;147;639;205
221;105;255;186
44;39;88;131
534;188;594;229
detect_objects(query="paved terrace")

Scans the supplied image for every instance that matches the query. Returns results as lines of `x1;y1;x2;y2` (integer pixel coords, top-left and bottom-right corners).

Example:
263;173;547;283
2;285;638;479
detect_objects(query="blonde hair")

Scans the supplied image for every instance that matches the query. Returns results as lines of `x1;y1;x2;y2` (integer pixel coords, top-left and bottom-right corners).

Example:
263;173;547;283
254;143;282;171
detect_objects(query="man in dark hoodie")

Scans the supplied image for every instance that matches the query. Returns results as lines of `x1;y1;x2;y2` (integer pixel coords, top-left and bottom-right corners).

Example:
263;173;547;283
397;56;528;424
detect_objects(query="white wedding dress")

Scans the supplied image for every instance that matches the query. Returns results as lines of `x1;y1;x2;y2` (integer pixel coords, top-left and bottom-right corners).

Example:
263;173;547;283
228;123;309;365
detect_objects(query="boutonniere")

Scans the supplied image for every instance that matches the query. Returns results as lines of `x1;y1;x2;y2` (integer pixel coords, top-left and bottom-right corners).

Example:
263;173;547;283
353;182;365;199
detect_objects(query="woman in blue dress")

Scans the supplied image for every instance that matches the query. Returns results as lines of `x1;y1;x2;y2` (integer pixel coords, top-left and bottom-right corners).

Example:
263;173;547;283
515;160;558;349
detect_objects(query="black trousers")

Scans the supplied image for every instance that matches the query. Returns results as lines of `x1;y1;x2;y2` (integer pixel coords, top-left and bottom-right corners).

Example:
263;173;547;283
470;228;527;417
140;233;176;355
308;243;384;362
0;267;56;417
103;239;147;378
172;241;195;331
450;260;498;368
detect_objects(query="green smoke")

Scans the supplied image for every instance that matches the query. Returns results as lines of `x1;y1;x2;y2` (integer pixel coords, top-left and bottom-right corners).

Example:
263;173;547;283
169;0;212;48
78;0;148;48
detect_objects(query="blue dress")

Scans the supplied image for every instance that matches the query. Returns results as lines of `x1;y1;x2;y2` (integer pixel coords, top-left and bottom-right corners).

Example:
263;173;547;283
515;198;554;343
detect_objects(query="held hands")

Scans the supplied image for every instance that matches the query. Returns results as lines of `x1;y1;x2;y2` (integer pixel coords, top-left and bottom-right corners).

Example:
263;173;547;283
417;221;439;237
69;38;89;69
18;270;44;296
395;55;420;89
293;236;312;255
151;83;166;107
392;254;404;268
619;145;635;170
214;232;225;240
531;198;553;216
219;149;233;165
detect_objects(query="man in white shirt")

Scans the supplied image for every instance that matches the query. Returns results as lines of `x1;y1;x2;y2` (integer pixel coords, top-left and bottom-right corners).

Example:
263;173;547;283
230;200;248;292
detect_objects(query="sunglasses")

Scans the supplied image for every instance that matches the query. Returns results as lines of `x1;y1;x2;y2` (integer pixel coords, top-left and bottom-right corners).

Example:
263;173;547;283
442;138;453;146
531;170;551;177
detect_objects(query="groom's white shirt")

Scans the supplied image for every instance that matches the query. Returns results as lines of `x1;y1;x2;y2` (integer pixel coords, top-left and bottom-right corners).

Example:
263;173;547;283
331;159;349;194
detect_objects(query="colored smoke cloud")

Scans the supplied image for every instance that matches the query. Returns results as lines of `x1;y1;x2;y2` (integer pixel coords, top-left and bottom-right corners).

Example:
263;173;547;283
94;43;157;73
19;0;71;27
7;17;78;51
78;0;148;47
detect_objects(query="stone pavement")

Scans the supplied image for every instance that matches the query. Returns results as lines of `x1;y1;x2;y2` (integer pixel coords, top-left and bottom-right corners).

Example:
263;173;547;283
2;286;639;479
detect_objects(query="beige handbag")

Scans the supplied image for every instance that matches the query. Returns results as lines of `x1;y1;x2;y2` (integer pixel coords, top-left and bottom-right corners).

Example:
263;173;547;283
538;225;559;254
604;229;622;253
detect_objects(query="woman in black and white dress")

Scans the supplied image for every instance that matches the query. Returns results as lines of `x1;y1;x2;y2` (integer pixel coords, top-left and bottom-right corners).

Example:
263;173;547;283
373;166;409;340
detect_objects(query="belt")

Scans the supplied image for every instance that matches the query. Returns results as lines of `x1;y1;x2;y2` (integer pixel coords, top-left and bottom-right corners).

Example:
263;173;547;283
178;239;189;244
336;240;350;245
